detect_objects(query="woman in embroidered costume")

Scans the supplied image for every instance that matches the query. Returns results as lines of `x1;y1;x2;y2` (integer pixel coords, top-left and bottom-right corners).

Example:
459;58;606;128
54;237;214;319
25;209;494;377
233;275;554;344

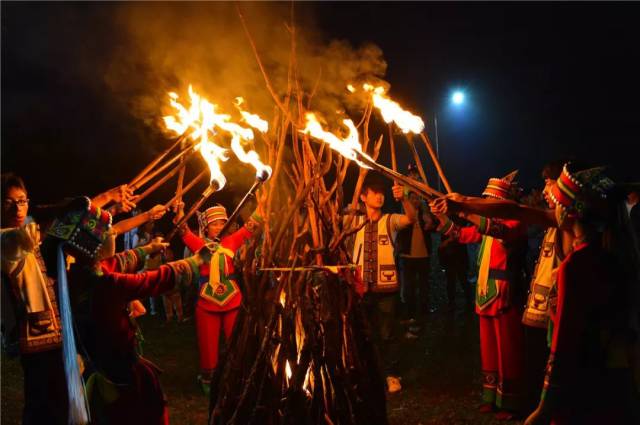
40;196;206;425
524;164;639;425
430;159;571;413
176;203;263;395
435;171;528;420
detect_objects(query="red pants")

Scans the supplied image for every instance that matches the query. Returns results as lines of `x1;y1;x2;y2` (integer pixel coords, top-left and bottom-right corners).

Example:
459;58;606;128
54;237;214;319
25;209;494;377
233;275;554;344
479;307;525;411
195;304;239;375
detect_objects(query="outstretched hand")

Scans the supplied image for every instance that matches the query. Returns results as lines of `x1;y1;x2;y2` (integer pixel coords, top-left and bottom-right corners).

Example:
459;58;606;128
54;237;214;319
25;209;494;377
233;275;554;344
144;237;169;255
147;205;167;221
429;193;464;215
113;185;137;213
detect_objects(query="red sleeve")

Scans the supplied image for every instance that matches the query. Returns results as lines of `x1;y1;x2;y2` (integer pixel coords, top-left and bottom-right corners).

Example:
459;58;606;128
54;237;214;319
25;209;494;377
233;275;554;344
107;265;177;301
478;217;526;242
99;249;145;274
220;226;252;253
457;225;483;244
549;254;584;379
182;228;205;253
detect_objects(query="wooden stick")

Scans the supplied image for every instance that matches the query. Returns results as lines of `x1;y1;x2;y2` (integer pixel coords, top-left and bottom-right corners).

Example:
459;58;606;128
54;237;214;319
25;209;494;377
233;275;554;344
162;169;207;209
166;181;218;242
389;125;397;173
354;150;443;199
134;157;189;204
420;132;453;193
130;145;194;192
175;157;186;202
405;133;429;186
129;132;187;187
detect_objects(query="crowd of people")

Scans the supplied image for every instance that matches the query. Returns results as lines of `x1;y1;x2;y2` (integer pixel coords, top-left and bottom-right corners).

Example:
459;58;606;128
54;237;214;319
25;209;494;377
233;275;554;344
1;157;639;424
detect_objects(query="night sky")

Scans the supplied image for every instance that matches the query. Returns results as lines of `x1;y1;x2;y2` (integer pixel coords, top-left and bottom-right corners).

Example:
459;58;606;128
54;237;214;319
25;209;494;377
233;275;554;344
2;2;639;210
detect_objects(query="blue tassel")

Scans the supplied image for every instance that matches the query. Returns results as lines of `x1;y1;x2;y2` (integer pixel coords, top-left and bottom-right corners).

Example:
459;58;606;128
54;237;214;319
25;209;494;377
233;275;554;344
57;244;90;424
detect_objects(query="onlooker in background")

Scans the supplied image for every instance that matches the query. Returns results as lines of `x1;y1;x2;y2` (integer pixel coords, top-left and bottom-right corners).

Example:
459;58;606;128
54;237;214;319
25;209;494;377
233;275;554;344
161;247;185;324
396;190;436;338
438;216;472;312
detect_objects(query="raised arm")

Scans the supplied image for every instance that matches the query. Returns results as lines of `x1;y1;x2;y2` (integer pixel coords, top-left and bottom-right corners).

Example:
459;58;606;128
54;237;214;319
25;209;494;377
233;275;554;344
393;184;417;229
91;184;136;212
431;194;556;228
111;205;167;236
458;213;526;242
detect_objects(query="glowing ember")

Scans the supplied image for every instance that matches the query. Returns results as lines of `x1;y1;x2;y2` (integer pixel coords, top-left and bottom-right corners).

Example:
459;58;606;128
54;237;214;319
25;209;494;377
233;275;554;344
346;84;356;93
363;83;425;134
301;112;373;169
285;360;293;383
279;289;286;308
295;309;305;364
303;365;314;396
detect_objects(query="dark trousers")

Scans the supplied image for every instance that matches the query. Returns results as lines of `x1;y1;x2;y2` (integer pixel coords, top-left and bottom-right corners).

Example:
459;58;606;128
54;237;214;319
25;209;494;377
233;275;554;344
444;259;471;307
363;291;399;376
398;256;430;318
523;325;550;415
21;348;69;425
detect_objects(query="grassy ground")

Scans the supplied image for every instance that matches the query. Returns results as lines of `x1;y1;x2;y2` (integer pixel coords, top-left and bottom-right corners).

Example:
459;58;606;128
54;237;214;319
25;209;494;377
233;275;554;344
2;267;522;424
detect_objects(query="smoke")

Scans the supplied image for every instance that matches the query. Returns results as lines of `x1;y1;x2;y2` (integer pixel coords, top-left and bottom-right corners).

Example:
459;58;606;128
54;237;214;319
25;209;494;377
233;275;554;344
103;2;387;130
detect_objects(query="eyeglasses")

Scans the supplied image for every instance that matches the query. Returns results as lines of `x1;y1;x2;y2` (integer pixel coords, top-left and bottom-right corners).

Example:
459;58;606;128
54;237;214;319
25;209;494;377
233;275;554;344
2;198;29;208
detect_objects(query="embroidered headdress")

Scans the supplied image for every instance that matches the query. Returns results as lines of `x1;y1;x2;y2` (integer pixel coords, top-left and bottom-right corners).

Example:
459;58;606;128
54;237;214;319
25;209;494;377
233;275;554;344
482;170;519;200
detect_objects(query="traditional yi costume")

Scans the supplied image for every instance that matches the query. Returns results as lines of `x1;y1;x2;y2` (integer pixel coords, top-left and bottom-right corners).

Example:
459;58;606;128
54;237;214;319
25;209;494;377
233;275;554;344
180;205;262;391
42;197;202;425
440;171;527;414
526;164;637;424
1;221;67;424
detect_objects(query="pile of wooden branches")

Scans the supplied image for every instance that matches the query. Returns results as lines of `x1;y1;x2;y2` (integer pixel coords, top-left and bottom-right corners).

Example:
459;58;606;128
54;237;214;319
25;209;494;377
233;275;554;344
207;6;391;425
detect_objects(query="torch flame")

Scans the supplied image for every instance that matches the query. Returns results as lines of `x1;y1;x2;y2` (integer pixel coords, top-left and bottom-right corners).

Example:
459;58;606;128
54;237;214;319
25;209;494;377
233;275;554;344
164;86;272;185
235;97;269;133
163;86;229;189
301;113;372;169
363;84;425;134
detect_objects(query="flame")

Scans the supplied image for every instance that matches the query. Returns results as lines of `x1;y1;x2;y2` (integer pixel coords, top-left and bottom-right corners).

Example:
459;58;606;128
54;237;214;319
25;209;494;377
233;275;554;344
346;84;356;93
279;289;286;307
295;309;305;364
301;112;372;169
235;97;269;133
285;360;292;384
303;365;314;396
363;84;425;134
164;86;272;184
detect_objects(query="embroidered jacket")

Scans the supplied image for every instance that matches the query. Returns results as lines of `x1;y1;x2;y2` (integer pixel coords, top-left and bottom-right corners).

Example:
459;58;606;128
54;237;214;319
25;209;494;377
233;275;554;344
0;224;63;354
182;226;253;312
442;216;527;316
69;248;199;382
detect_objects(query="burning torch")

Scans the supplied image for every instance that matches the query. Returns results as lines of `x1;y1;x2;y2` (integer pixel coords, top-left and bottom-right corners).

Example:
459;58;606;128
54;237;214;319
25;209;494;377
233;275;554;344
212;167;271;244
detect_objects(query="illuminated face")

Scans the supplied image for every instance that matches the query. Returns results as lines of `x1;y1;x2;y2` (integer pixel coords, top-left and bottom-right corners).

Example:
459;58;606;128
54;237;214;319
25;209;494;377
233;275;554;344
2;187;29;227
360;188;384;210
543;178;556;209
206;219;226;239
